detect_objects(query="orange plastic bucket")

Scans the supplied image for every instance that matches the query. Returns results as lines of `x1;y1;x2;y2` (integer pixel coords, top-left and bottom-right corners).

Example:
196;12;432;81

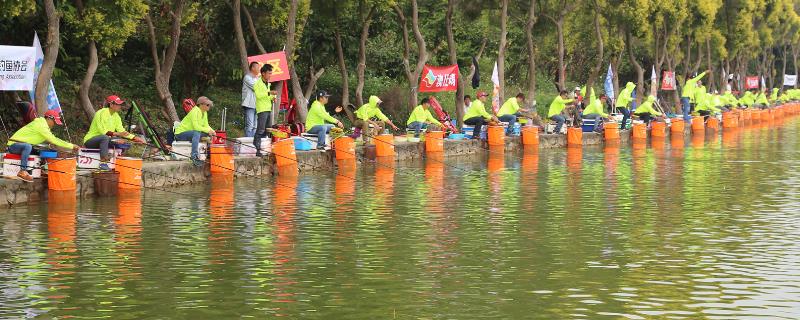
115;157;142;189
706;117;720;131
273;139;297;167
521;126;539;145
209;145;234;174
334;137;355;160
604;126;619;140
670;119;685;134
651;122;666;137
632;123;647;140
425;131;444;153
375;134;395;157
691;117;705;132
487;126;505;146
567;127;582;146
47;158;77;191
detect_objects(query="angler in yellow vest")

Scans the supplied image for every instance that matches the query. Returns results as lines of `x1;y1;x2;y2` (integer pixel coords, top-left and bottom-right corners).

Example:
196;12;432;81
406;98;443;138
171;96;216;166
353;95;400;144
253;64;276;157
463;91;498;139
83;95;145;170
305;90;344;150
6;110;79;182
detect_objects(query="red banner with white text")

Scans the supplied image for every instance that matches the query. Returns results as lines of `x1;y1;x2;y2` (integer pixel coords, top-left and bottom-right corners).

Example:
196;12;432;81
419;65;459;92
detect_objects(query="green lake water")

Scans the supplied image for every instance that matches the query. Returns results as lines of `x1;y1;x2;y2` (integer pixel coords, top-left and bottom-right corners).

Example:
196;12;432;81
2;120;800;319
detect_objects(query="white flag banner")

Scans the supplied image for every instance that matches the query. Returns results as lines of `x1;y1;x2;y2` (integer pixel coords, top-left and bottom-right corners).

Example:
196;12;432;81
761;76;766;91
649;65;657;97
30;32;61;112
491;61;500;114
783;74;797;87
0;45;36;91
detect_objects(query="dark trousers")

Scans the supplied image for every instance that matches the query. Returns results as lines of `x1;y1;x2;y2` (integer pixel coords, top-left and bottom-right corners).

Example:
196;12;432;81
253;111;272;153
618;107;630;129
463;116;487;139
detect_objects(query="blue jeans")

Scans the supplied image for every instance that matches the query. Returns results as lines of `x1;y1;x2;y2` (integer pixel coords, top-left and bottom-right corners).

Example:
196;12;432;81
681;97;691;121
7;143;32;170
618;107;631;129
550;115;566;133
408;121;427;138
175;131;207;158
84;135;114;159
307;124;334;148
498;114;519;135
243;106;256;137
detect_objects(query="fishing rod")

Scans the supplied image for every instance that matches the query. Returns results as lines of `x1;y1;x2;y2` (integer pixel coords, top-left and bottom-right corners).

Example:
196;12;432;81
4;161;195;197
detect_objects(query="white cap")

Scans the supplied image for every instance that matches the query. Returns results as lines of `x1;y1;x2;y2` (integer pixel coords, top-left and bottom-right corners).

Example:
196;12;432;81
376;98;383;104
574;87;581;91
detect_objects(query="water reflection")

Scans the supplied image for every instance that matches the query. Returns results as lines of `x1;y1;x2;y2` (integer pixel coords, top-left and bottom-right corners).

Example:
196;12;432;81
1;120;800;318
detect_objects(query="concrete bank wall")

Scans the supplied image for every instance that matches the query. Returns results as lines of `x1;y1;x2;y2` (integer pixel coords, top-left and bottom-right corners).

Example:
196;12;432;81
0;128;643;207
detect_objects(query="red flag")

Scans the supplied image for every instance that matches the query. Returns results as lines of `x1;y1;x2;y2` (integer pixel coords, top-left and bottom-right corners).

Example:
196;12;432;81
280;80;289;110
419;65;459;92
247;51;291;82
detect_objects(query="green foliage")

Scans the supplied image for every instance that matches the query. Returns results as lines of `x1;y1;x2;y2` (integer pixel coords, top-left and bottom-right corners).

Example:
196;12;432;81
62;0;149;57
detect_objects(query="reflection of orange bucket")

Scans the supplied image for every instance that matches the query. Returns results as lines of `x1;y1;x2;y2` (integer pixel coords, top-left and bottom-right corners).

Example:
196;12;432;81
425;131;444;153
336;160;356;200
632;123;647;140
375;134;395;157
632;142;646;158
334;137;355;160
209;145;234;174
521;126;539;146
116;157;142;189
670;119;685;134
522;150;538;171
651;122;666;137
671;136;685;149
604;126;619;140
488;152;504;173
652;137;666;150
706;117;719;131
691;135;704;148
47;158;77;191
567;127;582;146
604;146;619;167
691;117;705;132
567;147;582;170
116;190;142;228
48;190;76;243
276;164;298;176
273;139;297;167
487;126;505;146
722;112;737;128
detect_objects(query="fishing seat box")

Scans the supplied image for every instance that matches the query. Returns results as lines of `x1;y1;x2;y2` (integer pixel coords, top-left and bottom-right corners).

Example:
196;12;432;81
77;148;123;170
170;141;208;160
2;153;42;178
233;137;271;157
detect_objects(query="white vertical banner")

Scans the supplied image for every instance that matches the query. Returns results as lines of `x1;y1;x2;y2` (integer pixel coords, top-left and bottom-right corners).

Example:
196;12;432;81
649;65;657;97
0;45;35;91
29;32;61;112
490;61;500;114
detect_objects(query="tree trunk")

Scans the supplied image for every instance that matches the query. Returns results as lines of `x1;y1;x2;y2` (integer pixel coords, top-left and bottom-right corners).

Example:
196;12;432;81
355;6;376;107
393;1;427;110
34;0;60;116
446;0;464;126
409;0;427;108
144;0;185;122
78;40;98;117
781;44;788;88
793;44;798;88
555;19;565;92
681;38;691;82
585;0;603;92
524;0;537;103
625;31;644;103
498;0;509;101
242;5;266;54
232;0;248;71
334;30;353;121
706;38;714;91
285;0;318;121
611;52;621;97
